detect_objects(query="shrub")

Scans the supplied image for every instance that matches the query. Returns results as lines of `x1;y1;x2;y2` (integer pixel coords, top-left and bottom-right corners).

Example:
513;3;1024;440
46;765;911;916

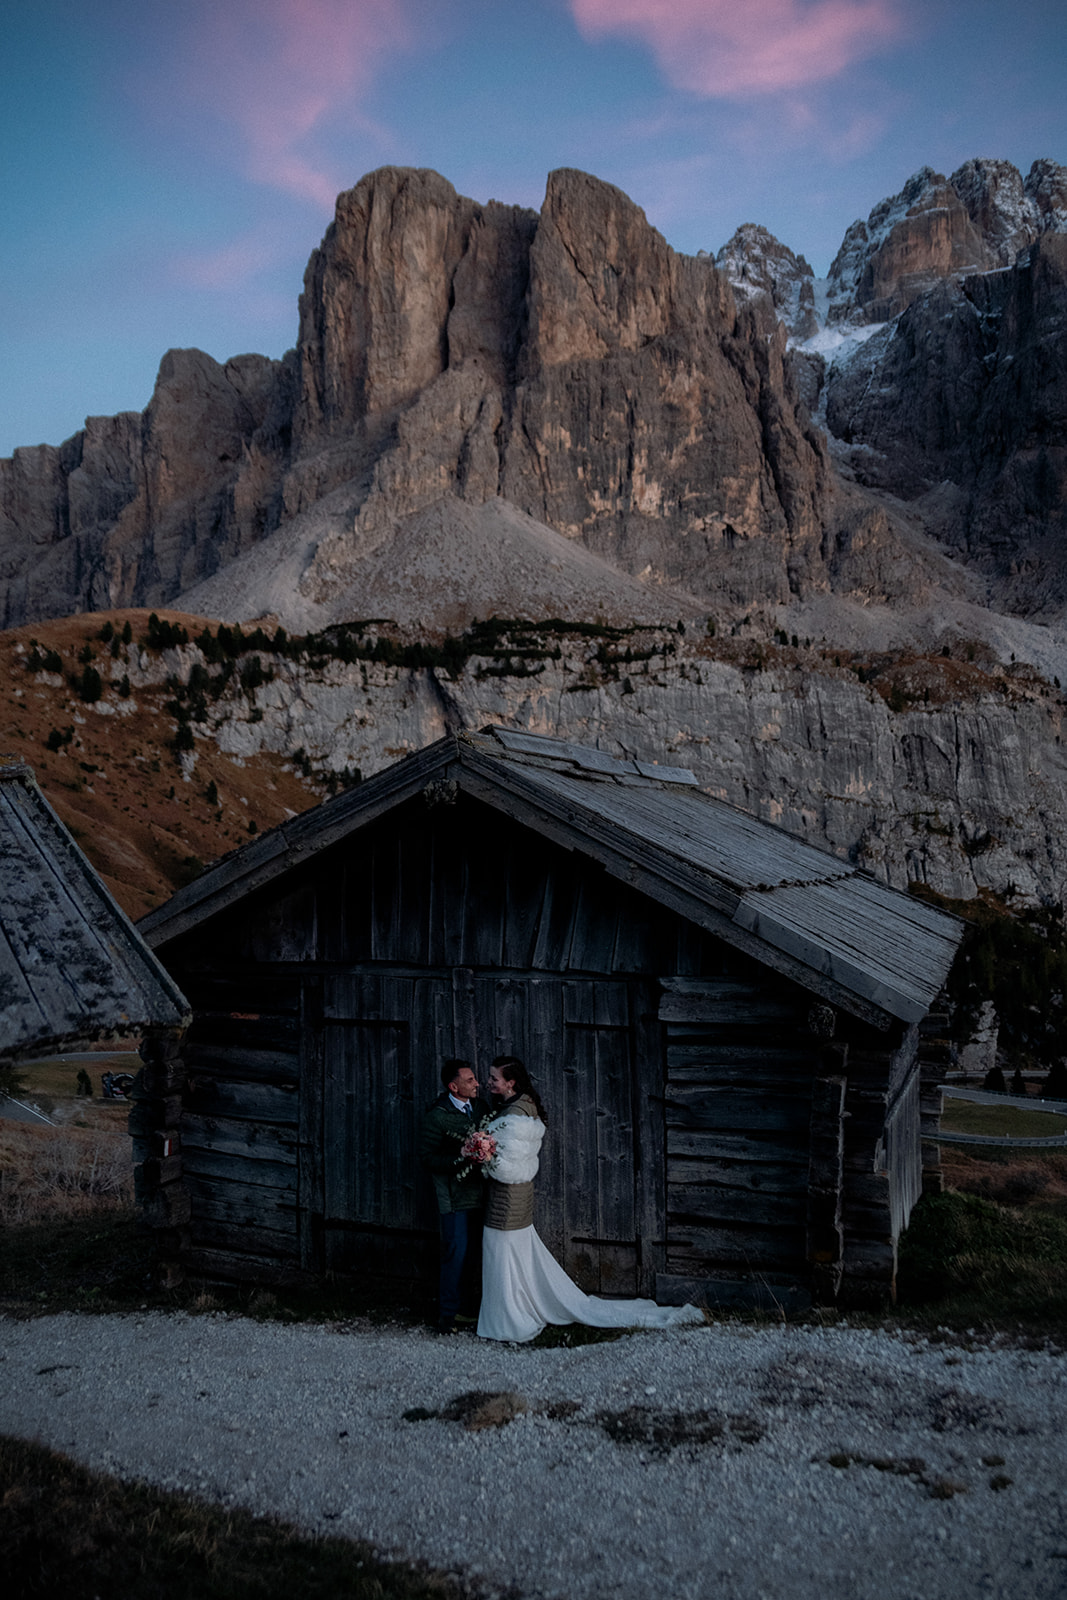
918;894;1067;1071
0;1120;133;1225
1045;1060;1067;1099
240;655;271;692
176;855;204;886
898;1188;1067;1322
145;613;188;650
0;1062;29;1100
25;645;63;674
75;666;103;703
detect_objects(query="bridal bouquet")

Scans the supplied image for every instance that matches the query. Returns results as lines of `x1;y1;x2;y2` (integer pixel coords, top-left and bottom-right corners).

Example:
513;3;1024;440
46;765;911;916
460;1128;497;1167
449;1122;498;1181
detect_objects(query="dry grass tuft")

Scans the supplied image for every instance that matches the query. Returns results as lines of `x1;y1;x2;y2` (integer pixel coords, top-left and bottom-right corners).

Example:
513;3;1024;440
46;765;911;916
0;1118;133;1226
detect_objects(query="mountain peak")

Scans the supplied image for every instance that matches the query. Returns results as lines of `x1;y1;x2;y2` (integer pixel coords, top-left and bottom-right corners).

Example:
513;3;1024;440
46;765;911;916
826;157;1067;326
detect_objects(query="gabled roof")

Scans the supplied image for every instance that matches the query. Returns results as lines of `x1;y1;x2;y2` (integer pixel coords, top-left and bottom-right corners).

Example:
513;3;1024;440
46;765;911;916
139;729;964;1027
0;759;190;1061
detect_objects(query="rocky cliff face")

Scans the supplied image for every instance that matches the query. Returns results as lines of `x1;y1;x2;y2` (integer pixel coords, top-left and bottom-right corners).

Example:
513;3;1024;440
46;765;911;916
709;158;1067;618
289;166;839;610
0;165;916;631
716;224;818;341
8;608;1067;912
820;225;1067;611
111;625;1067;910
5;158;1066;637
0;349;293;629
825;158;1067;325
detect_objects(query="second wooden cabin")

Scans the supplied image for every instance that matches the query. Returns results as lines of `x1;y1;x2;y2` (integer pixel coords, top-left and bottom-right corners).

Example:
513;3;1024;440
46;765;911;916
138;728;963;1309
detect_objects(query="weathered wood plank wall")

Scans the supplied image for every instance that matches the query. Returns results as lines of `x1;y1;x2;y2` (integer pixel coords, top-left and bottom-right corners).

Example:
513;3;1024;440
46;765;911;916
656;978;820;1307
177;976;303;1285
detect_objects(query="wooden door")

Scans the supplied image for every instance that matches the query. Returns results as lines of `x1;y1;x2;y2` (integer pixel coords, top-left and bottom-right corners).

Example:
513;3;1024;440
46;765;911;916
319;972;453;1275
472;975;644;1295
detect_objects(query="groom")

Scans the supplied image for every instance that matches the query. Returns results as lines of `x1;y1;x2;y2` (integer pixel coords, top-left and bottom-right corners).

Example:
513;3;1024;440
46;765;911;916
417;1059;491;1334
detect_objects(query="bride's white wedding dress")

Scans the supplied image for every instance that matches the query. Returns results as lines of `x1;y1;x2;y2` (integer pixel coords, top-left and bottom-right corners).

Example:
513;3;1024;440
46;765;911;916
476;1098;704;1343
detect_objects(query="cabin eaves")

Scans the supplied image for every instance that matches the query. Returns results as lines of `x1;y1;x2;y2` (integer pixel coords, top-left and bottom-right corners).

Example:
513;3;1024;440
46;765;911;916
138;729;963;1028
0;759;190;1060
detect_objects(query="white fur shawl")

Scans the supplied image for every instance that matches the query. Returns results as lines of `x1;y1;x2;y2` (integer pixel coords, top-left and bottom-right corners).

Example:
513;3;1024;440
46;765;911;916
485;1110;544;1184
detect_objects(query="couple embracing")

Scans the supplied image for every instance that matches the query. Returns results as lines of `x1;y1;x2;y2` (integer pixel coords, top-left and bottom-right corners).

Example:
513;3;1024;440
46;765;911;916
418;1054;703;1343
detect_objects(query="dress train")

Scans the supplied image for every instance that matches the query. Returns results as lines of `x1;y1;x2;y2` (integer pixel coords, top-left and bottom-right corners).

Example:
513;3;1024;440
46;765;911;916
477;1223;705;1343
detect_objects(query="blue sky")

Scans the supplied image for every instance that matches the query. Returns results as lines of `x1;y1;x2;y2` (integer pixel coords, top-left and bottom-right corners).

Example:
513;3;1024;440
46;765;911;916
3;0;1064;458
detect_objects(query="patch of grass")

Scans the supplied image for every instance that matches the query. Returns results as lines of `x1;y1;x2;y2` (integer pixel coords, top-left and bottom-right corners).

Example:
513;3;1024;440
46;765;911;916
15;1050;141;1104
897;1189;1067;1335
0;1213;159;1315
403;1391;529;1431
0;1434;468;1600
941;1101;1067;1139
0;1118;134;1227
940;1146;1067;1214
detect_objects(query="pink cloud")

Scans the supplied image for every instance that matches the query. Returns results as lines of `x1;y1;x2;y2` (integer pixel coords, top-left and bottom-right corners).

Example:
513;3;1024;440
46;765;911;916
171;231;279;293
570;0;904;97
158;0;419;209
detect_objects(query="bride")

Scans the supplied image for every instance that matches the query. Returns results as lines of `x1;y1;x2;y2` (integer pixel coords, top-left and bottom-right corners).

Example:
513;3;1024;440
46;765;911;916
476;1055;704;1342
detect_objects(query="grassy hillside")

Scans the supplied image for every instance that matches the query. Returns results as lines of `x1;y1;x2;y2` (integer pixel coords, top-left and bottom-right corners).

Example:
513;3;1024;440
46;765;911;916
0;609;321;919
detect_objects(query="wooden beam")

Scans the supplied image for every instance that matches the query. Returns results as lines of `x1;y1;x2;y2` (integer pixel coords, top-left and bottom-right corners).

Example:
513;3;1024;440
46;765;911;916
806;1073;846;1305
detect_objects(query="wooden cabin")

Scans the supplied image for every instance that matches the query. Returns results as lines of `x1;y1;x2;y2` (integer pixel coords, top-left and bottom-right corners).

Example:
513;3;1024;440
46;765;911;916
138;729;963;1310
0;757;188;1063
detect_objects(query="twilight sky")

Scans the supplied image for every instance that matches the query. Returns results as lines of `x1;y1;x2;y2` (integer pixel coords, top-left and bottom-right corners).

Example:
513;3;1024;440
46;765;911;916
3;0;1064;458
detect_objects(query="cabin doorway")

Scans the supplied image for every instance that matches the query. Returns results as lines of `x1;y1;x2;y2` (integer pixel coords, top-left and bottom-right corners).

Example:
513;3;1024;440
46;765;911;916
315;969;660;1294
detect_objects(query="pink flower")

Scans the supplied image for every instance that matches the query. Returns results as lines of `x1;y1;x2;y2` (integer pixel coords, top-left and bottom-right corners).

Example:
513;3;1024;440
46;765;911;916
460;1130;498;1166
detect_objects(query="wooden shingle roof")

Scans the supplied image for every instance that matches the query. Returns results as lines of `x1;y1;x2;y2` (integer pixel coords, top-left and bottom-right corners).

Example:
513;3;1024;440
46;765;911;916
139;729;963;1027
0;760;190;1060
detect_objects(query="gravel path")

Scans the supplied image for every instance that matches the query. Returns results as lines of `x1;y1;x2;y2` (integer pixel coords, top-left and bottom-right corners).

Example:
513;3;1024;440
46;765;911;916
2;1312;1065;1599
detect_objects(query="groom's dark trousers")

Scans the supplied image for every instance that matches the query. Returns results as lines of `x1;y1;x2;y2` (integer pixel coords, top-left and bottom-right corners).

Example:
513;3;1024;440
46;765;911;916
417;1091;490;1326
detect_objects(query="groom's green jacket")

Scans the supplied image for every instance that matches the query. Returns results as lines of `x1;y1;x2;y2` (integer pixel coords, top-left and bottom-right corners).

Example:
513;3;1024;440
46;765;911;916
417;1093;492;1215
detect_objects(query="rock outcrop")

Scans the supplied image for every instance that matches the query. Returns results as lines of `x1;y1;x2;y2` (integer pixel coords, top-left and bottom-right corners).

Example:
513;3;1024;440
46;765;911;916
0;350;292;630
716;224;818;341
825;158;1066;325
108;626;1067;909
